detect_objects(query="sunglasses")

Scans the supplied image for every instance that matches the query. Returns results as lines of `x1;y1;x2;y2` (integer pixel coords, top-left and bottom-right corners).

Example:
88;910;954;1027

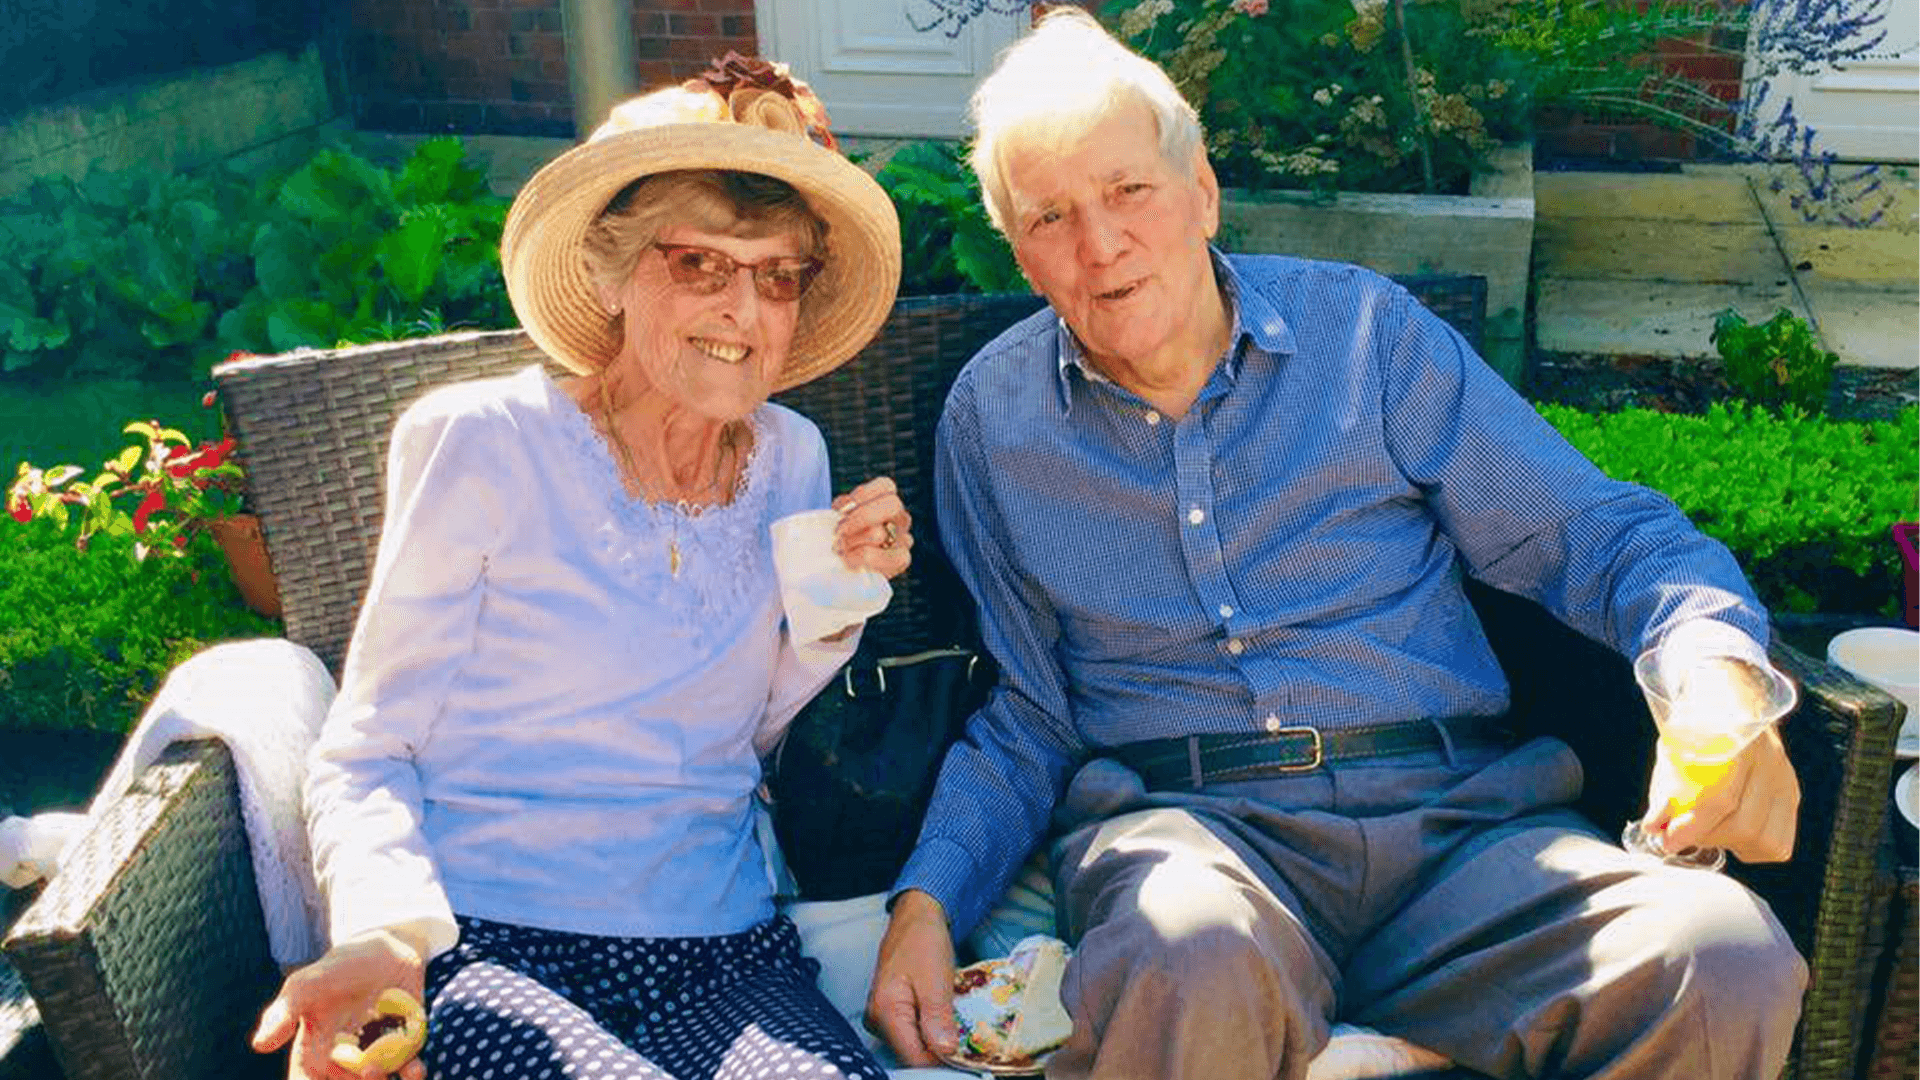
650;243;824;303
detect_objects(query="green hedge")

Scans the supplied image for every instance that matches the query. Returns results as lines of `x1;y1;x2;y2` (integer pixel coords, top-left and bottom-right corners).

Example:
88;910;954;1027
0;519;279;732
1540;402;1919;616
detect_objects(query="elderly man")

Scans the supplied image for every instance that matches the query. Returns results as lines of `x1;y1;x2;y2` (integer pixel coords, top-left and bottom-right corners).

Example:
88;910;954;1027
864;8;1805;1080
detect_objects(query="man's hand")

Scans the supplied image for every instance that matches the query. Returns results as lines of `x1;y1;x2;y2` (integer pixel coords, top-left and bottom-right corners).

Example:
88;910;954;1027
251;928;430;1080
1640;658;1801;864
1644;723;1799;862
865;889;959;1065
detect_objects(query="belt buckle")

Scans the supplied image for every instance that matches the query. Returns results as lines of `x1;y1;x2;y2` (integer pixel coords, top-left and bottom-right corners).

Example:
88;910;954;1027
1274;726;1324;772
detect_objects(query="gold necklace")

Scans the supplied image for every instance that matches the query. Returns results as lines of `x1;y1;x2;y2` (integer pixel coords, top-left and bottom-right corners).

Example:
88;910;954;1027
596;378;741;578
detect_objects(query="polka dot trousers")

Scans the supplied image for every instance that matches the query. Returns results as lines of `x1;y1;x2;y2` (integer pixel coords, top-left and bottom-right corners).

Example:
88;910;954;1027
422;914;887;1079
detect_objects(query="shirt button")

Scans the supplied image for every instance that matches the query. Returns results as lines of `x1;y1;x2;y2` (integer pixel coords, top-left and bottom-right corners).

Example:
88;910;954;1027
1145;409;1162;425
1226;639;1245;655
1187;507;1205;525
1218;603;1234;619
1264;713;1282;733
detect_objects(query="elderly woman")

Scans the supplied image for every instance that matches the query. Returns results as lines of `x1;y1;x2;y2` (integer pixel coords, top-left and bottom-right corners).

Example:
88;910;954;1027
251;57;906;1080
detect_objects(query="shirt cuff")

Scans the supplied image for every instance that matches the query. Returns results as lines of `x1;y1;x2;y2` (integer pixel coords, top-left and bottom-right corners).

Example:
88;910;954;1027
1655;618;1772;693
1651;619;1790;732
327;858;459;960
892;834;992;942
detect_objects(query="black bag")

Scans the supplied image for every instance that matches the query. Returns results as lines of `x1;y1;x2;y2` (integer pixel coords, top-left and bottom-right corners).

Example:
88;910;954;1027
767;646;995;901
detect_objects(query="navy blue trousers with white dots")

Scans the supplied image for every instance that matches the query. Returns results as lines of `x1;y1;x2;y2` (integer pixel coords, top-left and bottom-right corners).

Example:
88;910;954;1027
422;914;887;1079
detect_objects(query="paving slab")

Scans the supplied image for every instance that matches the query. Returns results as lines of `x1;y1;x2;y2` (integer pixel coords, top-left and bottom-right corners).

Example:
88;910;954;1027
1799;281;1920;369
1534;277;1806;358
1777;225;1920;287
1532;218;1788;283
1749;166;1920;234
1534;172;1759;224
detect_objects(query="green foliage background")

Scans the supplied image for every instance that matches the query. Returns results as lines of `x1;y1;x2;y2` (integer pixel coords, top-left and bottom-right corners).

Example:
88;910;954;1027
1541;402;1919;616
0;519;279;732
0;137;512;386
873;141;1025;296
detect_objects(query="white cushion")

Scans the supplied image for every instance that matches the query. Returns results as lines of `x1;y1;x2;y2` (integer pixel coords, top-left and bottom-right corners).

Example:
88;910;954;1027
785;889;1452;1080
785;893;974;1077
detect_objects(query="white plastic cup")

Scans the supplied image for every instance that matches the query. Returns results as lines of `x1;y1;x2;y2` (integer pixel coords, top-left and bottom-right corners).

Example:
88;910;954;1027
769;509;891;645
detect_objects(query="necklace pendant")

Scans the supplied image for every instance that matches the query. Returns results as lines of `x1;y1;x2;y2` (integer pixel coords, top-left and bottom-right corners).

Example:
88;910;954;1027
669;538;682;578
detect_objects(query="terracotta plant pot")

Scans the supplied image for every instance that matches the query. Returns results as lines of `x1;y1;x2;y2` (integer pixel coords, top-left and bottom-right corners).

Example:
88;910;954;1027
209;513;282;619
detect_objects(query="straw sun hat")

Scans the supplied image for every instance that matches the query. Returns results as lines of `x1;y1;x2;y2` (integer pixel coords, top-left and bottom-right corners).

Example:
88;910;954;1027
501;55;902;391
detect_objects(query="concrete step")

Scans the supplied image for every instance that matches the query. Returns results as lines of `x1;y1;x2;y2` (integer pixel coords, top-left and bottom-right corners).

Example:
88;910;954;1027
1532;163;1917;371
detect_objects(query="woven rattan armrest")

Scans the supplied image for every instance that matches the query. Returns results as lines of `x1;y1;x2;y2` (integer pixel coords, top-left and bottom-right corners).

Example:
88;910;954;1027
2;740;282;1080
1761;641;1904;1080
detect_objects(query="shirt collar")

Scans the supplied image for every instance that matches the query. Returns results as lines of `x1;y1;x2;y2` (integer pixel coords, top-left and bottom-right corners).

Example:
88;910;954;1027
1048;248;1297;413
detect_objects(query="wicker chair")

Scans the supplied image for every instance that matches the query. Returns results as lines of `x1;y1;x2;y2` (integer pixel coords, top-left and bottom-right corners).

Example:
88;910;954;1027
2;283;1902;1080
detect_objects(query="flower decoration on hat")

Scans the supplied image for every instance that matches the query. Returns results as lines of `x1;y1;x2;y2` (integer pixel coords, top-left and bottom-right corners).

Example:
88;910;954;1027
692;52;838;150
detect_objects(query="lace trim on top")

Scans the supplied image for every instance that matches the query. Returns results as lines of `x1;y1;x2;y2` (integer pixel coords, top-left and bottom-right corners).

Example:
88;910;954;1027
549;378;778;649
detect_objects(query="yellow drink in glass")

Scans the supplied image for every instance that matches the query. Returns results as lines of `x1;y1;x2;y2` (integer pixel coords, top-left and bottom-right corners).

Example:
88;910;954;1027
1625;649;1797;870
1658;728;1750;815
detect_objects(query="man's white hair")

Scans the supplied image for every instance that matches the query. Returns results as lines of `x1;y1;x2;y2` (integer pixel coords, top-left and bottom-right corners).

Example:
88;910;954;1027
968;6;1203;236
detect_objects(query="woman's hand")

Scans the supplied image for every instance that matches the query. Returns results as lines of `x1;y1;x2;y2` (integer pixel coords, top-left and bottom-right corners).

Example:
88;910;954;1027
252;928;430;1080
832;476;912;580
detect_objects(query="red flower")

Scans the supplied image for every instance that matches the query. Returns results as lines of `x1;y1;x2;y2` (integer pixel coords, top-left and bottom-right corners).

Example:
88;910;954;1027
132;489;166;534
8;497;29;524
165;437;235;479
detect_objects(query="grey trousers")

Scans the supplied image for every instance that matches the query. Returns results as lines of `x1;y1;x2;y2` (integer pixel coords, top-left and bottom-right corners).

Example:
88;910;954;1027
1045;734;1806;1080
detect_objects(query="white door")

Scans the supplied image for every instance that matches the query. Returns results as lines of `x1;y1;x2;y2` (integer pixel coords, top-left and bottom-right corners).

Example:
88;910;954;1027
1749;0;1919;162
754;0;1025;138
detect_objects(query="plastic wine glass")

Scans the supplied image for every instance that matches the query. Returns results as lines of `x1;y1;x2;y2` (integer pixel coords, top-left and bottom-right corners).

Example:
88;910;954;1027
1620;648;1797;871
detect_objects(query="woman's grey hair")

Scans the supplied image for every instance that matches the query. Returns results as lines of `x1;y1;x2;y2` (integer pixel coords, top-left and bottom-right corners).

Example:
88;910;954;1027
968;6;1203;237
581;170;830;305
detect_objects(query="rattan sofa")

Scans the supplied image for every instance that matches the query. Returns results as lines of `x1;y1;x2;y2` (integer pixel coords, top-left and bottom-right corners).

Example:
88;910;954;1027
2;285;1903;1080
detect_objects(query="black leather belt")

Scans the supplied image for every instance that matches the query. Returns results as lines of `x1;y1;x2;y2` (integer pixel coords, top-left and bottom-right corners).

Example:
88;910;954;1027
1109;715;1513;790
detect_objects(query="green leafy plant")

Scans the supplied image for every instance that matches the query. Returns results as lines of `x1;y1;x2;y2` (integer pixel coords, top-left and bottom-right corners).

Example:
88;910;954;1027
1710;306;1839;414
0;517;277;732
217;137;512;355
1541;401;1918;614
874;141;1026;295
0;167;271;382
0;138;514;385
9;397;244;563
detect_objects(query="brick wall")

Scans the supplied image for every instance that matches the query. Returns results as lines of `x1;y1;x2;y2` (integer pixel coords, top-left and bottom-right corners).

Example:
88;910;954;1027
347;0;757;137
1533;30;1747;164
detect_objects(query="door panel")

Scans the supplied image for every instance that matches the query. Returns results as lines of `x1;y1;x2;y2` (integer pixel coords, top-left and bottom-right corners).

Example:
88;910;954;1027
1750;0;1919;163
756;0;1024;138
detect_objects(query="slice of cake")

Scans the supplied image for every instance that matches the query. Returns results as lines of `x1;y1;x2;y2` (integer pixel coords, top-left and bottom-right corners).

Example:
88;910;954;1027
950;935;1074;1068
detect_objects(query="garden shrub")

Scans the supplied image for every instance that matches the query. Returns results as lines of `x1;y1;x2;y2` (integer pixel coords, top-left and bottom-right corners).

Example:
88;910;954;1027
0;137;513;386
0;166;270;382
873;140;1024;296
0;517;279;732
1540;402;1919;616
1710;306;1839;415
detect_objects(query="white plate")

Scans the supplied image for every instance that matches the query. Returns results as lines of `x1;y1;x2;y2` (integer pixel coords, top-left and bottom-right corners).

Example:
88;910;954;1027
936;1048;1056;1076
1897;764;1918;828
1899;714;1919;760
